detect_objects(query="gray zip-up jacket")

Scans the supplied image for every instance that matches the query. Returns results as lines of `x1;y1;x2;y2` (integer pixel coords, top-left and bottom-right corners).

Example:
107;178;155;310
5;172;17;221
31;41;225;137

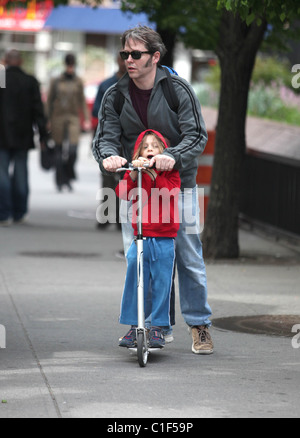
92;66;207;189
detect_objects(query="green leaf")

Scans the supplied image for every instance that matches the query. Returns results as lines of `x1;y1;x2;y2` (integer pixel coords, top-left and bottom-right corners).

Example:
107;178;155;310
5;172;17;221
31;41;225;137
280;12;286;22
246;13;256;26
225;0;232;11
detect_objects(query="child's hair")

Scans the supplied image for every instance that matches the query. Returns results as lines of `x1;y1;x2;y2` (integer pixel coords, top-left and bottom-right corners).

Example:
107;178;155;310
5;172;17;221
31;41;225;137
133;131;168;160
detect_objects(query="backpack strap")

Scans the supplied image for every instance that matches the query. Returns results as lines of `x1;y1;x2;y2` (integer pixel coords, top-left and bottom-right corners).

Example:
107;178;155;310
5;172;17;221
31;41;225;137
113;84;125;116
159;66;179;113
113;65;179;116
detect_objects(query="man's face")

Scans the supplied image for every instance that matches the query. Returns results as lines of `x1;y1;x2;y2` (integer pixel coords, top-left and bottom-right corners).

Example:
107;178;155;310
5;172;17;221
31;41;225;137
124;38;158;84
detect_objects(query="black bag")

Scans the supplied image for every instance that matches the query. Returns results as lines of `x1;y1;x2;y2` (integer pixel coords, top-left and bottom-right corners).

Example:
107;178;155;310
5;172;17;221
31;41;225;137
40;138;55;171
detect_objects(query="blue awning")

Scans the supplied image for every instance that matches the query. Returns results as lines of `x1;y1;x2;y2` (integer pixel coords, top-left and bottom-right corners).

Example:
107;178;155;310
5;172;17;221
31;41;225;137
43;6;155;34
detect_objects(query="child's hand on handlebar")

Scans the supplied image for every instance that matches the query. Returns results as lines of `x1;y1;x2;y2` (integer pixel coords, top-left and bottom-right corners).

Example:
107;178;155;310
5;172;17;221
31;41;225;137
132;157;150;168
130;157;153;182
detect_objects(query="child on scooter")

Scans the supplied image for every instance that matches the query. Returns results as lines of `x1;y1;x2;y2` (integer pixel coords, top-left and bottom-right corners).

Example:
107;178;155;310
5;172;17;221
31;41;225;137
116;129;181;348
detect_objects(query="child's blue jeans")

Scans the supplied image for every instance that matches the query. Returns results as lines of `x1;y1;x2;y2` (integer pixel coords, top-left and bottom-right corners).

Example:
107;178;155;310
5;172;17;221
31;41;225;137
119;237;176;327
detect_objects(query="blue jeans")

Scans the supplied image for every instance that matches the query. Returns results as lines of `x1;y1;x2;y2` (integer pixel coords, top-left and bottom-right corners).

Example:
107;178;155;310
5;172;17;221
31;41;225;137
176;187;212;327
120;237;176;327
120;186;212;327
0;149;29;221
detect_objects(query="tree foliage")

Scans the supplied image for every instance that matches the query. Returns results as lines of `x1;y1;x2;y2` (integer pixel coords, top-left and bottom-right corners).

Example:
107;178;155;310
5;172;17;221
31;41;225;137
121;0;221;51
121;0;300;52
217;0;300;50
218;0;300;25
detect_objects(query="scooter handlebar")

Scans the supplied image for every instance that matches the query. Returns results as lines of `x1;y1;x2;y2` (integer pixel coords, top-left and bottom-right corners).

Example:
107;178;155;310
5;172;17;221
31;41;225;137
116;163;154;172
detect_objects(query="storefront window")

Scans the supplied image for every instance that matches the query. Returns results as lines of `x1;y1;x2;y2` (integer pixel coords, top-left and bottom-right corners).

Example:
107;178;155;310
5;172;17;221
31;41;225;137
11;33;35;44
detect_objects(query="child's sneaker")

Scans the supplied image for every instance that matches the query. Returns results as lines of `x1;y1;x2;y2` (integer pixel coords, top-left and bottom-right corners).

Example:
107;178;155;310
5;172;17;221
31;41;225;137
149;327;165;348
162;327;174;343
119;326;137;348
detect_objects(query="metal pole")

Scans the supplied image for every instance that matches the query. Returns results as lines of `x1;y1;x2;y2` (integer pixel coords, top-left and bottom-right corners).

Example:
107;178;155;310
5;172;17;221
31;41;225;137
136;168;145;329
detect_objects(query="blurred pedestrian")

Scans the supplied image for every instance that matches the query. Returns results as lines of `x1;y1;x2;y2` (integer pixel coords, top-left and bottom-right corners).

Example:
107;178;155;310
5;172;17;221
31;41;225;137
47;54;91;192
93;54;126;229
92;54;127;120
0;49;47;226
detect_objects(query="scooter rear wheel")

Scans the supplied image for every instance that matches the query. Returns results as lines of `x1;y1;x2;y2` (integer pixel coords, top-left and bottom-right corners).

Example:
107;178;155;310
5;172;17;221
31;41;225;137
137;331;148;367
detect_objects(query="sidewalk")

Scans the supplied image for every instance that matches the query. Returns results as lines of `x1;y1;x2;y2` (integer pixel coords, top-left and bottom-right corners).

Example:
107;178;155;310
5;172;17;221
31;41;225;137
0;134;299;418
202;106;300;162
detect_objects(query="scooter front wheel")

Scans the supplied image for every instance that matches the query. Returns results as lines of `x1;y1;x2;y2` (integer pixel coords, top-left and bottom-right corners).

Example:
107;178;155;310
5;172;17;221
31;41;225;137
137;331;148;367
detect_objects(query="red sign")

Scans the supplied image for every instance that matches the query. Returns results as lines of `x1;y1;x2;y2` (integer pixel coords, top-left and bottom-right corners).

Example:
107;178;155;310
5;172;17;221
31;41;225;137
0;0;53;32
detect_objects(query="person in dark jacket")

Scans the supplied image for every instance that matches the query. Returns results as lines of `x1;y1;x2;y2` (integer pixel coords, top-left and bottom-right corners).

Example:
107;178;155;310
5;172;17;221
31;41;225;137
92;54;126;119
93;26;213;355
0;50;47;226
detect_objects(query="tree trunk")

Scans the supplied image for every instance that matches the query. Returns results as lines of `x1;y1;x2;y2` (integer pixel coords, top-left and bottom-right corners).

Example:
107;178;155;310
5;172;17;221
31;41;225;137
202;11;267;259
157;27;177;67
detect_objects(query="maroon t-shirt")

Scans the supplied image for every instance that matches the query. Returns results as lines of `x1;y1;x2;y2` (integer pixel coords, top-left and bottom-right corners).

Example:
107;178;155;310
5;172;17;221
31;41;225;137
129;79;152;128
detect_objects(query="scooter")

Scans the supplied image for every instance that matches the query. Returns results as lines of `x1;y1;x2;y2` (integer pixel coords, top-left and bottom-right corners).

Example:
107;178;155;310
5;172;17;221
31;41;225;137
117;163;159;367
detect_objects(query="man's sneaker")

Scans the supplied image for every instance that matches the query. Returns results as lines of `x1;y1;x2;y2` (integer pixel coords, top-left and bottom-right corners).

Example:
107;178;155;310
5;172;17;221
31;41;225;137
119;326;137;348
149;327;165;348
189;325;214;355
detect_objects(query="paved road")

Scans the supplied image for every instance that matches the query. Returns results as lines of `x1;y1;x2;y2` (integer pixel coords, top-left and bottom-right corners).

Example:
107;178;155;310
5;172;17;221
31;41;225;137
0;134;300;418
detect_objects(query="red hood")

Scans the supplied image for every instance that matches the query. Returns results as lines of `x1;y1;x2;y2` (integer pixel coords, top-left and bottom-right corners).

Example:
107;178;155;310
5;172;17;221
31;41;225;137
133;129;168;157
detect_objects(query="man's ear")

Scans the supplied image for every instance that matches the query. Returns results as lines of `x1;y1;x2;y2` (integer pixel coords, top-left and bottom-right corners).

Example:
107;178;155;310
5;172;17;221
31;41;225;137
152;51;161;66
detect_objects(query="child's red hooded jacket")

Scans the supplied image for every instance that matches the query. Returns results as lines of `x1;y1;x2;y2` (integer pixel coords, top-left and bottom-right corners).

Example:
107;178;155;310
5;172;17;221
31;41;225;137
116;129;181;238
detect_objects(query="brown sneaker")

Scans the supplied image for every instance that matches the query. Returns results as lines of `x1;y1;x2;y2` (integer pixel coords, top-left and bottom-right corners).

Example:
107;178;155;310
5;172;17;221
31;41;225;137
190;325;214;355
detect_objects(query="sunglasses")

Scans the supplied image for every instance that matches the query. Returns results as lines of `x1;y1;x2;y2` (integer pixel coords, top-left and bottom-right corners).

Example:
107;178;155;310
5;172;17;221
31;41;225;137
119;50;154;60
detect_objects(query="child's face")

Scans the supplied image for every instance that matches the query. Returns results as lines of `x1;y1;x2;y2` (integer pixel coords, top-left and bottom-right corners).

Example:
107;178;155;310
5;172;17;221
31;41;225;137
139;134;164;160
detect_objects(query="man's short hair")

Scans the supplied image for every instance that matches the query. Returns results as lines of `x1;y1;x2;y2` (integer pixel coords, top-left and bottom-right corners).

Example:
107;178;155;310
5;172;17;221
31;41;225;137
5;49;22;66
121;26;167;60
65;53;76;67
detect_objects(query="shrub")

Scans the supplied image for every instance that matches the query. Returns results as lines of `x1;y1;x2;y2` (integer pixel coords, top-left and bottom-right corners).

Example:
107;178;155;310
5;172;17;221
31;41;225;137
248;82;300;124
196;55;300;125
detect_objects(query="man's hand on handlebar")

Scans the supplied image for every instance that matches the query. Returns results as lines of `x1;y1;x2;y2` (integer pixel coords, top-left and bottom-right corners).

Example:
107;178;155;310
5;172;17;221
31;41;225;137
103;156;128;172
149;154;175;172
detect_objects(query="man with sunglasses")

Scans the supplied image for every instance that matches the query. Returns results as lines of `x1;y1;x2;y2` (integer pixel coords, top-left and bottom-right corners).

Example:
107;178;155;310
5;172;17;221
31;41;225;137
93;26;213;355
